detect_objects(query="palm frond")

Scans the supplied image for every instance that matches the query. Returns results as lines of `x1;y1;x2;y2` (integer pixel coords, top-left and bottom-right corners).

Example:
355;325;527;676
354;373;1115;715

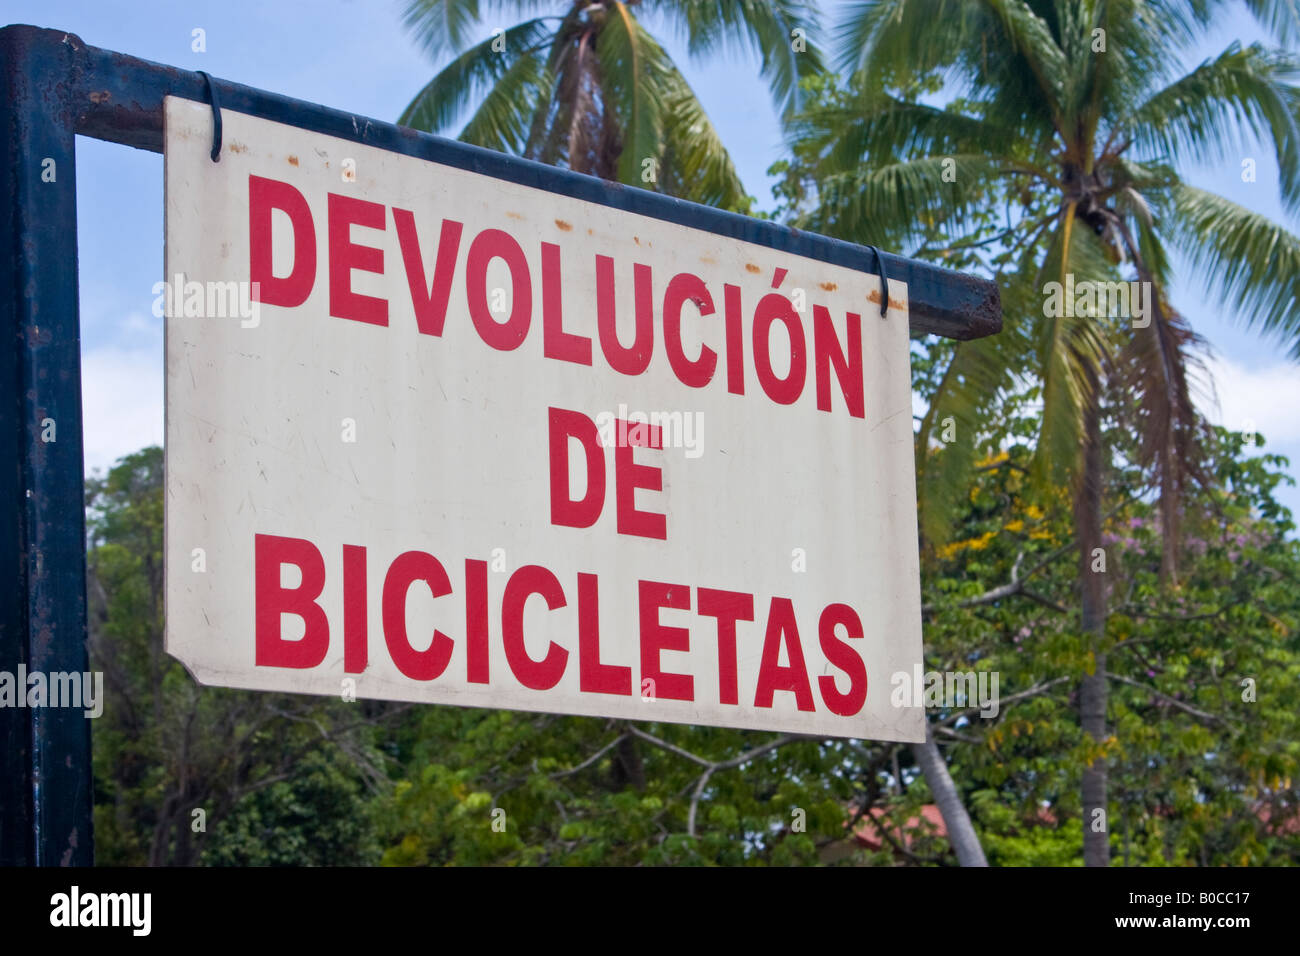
658;71;749;209
457;47;553;153
1243;0;1300;45
914;226;1048;548
980;0;1068;115
808;154;1010;248
647;0;826;115
402;0;556;58
1167;185;1300;355
915;321;1028;547
789;94;1023;173
1116;294;1209;582
399;18;555;135
597;3;670;187
834;0;983;79
1032;207;1116;489
1130;42;1300;213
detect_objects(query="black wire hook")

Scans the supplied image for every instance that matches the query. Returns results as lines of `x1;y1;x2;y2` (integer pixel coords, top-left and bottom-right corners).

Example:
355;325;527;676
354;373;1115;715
866;245;890;318
196;70;222;162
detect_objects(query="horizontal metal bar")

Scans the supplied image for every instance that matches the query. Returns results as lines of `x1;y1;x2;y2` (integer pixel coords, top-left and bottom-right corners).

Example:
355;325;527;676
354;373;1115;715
2;23;1001;341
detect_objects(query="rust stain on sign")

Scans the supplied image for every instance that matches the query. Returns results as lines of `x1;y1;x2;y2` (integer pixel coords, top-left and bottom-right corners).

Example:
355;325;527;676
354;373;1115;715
867;289;904;312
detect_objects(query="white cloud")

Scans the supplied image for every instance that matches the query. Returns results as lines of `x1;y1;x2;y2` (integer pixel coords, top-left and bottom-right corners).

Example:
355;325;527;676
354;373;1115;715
1196;353;1300;447
80;343;164;477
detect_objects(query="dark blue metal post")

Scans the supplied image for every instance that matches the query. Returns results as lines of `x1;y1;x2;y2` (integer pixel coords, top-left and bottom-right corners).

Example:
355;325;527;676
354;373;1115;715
0;25;95;866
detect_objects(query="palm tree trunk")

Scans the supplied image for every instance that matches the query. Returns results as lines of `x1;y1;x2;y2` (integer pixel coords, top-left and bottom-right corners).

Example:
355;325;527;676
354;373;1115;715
1078;390;1109;867
911;725;988;866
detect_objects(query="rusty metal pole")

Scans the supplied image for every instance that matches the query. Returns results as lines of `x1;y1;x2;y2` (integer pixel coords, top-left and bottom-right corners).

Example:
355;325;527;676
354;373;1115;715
0;25;95;866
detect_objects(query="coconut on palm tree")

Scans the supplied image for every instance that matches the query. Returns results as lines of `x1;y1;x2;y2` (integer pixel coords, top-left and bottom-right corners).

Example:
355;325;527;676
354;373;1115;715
789;0;1300;865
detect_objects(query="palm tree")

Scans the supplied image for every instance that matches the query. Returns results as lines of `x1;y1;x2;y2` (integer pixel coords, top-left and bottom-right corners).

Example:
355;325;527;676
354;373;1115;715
398;0;824;209
790;0;1300;865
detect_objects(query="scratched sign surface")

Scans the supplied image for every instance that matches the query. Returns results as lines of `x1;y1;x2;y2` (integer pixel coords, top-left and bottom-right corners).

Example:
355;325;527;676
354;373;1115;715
163;97;925;742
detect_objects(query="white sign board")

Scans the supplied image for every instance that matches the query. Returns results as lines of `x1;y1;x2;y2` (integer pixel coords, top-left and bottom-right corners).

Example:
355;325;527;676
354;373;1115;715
163;97;924;742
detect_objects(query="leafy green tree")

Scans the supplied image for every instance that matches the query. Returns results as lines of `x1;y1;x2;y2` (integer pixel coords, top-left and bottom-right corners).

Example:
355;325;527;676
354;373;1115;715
917;415;1300;866
790;0;1300;865
202;750;381;866
398;0;825;209
377;708;884;865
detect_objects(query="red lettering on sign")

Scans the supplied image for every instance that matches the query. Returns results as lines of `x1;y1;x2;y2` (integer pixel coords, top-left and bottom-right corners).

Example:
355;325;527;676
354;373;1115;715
697;587;754;706
615;419;665;540
393;209;463;337
249;175;316;308
814;306;864;418
328;192;388;326
817;602;868;716
342;543;367;674
465;558;490;684
723;283;746;396
549;407;605;529
247;533;876;724
382;550;455;681
501;565;569;689
752;292;807;405
754;597;814;711
638;581;693;702
542;242;592;365
664;272;718;388
255;533;329;669
578;572;631;695
244;178;880;426
596;256;653;375
466;228;531;351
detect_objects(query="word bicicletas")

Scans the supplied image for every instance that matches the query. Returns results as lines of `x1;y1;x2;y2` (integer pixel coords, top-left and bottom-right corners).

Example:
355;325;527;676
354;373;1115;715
256;533;870;718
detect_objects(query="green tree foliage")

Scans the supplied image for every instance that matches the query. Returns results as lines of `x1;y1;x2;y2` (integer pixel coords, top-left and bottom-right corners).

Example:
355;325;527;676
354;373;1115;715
202;750;381;866
919;421;1300;866
376;711;867;865
86;448;387;866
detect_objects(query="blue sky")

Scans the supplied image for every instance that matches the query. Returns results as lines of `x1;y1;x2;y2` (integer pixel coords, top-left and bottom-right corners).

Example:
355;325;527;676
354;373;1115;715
8;0;1299;513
